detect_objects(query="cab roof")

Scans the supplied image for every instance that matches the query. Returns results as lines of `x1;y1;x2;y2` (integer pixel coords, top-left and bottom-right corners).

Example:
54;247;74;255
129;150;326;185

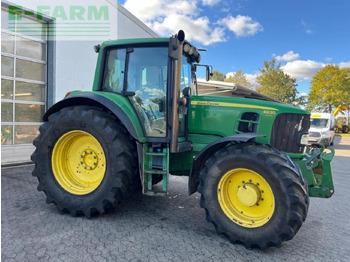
101;38;170;49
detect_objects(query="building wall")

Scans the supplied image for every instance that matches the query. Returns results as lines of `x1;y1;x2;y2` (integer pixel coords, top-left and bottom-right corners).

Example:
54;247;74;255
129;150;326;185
1;0;158;164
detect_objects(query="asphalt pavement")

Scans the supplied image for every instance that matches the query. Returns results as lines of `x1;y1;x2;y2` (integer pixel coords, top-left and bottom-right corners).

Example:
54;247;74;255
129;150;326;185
1;136;350;261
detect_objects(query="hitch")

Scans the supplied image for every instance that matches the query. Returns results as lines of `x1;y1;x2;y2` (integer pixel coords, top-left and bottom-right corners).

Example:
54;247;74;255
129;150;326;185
305;147;321;170
290;145;335;198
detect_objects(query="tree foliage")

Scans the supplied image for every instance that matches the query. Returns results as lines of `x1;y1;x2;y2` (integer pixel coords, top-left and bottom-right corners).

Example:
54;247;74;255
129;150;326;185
210;70;226;81
308;65;350;113
256;59;298;103
210;69;254;89
226;70;254;89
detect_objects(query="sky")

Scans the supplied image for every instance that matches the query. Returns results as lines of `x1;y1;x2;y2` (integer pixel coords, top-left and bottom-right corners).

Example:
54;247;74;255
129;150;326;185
117;0;350;96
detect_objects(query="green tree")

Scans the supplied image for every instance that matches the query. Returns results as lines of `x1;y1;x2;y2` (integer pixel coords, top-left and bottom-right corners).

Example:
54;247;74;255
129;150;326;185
226;70;254;89
308;65;350;113
210;70;226;81
294;94;308;109
256;59;298;103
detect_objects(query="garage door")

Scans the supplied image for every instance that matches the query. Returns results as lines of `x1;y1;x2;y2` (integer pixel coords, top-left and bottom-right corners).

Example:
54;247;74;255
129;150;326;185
1;8;47;164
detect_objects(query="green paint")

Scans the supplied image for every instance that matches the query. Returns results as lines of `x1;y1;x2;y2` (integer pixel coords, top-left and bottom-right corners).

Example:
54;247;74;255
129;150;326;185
291;148;335;198
69;6;85;20
188;95;306;145
60;37;334;198
88;6;109;20
143;145;169;196
66;90;146;143
52;6;68;20
8;5;109;21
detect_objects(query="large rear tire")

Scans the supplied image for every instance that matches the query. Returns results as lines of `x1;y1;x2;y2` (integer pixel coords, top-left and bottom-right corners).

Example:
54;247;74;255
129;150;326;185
342;125;349;133
31;106;139;217
198;143;309;250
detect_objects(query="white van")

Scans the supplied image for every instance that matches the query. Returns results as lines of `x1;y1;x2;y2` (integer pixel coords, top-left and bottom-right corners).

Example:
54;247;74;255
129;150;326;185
308;113;336;146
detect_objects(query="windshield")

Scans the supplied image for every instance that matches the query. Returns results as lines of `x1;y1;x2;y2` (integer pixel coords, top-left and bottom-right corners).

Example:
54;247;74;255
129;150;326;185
310;118;329;128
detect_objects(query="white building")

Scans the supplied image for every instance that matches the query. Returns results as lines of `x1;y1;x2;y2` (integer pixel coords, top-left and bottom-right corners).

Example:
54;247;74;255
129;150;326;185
1;0;158;164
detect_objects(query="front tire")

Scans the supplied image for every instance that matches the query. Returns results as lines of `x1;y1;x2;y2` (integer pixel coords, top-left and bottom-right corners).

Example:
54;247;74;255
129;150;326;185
198;143;309;249
31;106;139;217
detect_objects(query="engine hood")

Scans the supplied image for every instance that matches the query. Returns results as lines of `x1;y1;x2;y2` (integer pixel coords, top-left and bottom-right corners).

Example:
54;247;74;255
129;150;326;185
190;95;308;116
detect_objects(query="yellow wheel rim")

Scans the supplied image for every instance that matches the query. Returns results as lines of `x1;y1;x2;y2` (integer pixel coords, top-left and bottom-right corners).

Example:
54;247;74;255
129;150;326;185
52;130;106;195
217;168;275;228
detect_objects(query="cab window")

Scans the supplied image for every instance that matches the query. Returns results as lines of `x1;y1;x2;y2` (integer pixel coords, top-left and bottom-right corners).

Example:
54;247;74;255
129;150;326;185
102;49;126;93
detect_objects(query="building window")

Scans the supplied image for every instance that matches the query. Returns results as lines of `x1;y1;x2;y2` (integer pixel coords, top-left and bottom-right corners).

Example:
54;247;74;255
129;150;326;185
1;8;47;146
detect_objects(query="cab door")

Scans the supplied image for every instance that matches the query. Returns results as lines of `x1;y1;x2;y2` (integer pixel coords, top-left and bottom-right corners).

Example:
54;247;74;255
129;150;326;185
126;46;169;138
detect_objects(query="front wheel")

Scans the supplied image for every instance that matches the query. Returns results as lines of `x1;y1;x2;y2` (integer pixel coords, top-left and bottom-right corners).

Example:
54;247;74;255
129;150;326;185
31;106;139;217
198;144;309;249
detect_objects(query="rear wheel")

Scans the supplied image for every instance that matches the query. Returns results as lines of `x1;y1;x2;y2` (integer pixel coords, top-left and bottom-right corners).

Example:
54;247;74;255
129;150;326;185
31;106;139;217
198;143;309;249
343;125;349;133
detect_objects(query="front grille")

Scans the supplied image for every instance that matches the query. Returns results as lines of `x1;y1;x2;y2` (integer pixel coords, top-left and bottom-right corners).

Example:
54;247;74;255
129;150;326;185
309;131;321;138
271;113;310;153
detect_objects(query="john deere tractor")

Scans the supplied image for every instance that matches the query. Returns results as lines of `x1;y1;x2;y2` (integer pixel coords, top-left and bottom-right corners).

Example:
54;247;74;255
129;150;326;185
32;30;335;249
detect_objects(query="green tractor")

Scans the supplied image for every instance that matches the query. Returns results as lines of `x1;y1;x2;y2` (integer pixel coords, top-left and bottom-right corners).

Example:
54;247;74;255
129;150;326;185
32;30;334;249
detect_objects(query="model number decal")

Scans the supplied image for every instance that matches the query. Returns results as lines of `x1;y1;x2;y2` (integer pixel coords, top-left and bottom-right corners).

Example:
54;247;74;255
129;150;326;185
263;110;276;116
191;101;278;111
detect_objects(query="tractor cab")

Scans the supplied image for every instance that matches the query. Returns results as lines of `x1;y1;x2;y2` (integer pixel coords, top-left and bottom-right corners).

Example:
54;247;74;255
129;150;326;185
96;31;210;151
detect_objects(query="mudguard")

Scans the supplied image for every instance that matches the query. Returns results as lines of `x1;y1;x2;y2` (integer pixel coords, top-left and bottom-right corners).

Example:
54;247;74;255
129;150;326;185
43;93;142;141
188;133;266;195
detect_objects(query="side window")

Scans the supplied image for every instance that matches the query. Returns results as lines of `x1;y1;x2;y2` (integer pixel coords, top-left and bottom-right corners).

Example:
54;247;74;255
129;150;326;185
102;49;126;92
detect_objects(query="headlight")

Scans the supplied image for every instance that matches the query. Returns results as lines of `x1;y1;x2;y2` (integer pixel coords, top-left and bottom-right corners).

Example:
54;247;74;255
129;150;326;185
300;133;309;145
321;130;330;136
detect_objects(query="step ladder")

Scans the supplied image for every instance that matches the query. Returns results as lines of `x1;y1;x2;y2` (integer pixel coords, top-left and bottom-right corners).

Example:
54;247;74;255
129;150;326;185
142;145;169;196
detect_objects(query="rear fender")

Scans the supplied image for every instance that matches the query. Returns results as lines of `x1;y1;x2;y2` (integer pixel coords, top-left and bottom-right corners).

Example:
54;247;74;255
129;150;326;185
43;93;145;142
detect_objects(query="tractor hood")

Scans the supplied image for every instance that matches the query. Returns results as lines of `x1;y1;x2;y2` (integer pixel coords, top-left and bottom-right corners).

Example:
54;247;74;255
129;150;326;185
190;94;308;115
197;80;278;102
188;95;309;148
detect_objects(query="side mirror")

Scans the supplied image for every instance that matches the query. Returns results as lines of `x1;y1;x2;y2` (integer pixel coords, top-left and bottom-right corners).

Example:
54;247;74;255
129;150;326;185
194;64;213;81
205;66;213;81
206;67;210;81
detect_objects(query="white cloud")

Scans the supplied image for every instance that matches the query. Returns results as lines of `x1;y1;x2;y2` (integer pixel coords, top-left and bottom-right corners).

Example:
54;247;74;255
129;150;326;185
299;92;308;97
339;62;350;68
123;1;263;44
218;15;263;37
123;0;226;45
274;51;300;62
152;14;226;45
124;0;196;22
201;0;221;6
245;73;260;86
281;60;325;80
